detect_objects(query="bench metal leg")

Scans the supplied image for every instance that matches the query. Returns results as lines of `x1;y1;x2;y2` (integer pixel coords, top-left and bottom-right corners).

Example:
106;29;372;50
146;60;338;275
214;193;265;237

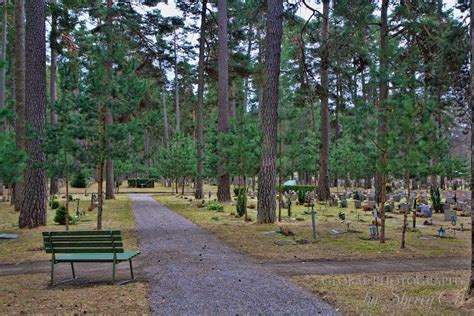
129;259;134;279
112;261;116;282
70;262;76;279
50;261;55;286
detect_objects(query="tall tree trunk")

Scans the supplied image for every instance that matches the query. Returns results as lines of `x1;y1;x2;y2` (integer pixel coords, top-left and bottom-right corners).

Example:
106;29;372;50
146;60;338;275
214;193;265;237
468;0;474;296
49;0;59;196
216;0;231;202
243;26;252;113
317;0;330;201
194;0;207;200
162;84;169;145
105;0;114;200
19;0;47;228
105;108;115;199
0;0;7;200
376;0;389;243
0;0;7;132
173;31;180;132
13;0;25;211
257;0;283;224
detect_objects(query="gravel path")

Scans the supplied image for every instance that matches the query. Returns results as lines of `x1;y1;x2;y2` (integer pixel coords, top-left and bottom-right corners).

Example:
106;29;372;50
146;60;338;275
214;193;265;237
130;194;338;315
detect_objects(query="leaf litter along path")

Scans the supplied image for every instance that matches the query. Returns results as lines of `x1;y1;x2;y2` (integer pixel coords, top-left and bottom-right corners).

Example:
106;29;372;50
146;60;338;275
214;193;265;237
130;194;338;315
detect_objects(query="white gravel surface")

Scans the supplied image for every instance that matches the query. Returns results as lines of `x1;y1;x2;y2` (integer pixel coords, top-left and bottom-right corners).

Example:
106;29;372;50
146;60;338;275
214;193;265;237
130;194;339;315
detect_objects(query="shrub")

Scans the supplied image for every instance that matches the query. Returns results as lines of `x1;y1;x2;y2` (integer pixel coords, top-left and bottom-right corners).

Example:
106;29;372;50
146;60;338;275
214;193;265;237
207;203;224;212
236;193;247;217
71;170;87;188
233;187;246;197
283;185;315;194
339;199;348;208
54;205;73;225
297;189;307;204
431;187;442;213
49;200;60;210
353;191;361;201
128;178;155;188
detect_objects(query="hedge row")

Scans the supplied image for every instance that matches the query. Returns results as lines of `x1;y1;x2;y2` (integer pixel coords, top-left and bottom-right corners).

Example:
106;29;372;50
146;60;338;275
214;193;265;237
128;179;155;188
282;185;315;194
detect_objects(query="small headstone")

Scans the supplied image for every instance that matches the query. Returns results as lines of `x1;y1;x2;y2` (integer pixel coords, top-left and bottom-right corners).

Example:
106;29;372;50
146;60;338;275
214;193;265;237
419;236;435;240
444;209;457;222
329;229;347;235
399;203;409;213
441;203;451;212
354;200;362;209
274;240;297;246
262;231;278;237
0;234;18;239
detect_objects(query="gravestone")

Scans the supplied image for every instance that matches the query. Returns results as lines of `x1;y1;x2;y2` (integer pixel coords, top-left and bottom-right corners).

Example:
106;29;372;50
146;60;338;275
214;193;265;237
399;203;409;213
418;204;432;217
444;209;457;222
446;197;455;205
441;203;451;213
354;200;362;209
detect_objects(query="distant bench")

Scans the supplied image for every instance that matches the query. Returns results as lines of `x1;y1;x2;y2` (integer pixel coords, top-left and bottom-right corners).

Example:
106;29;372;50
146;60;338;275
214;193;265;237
42;230;140;286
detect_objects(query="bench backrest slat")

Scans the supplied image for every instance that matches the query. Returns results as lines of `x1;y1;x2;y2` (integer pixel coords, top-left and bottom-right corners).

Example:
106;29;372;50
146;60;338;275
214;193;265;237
43;230;124;254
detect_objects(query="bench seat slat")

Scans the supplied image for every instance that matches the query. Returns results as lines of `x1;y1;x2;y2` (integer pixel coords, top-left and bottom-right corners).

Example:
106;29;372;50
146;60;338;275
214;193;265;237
42;230;121;236
55;251;140;262
45;248;124;254
44;242;124;248
43;236;122;242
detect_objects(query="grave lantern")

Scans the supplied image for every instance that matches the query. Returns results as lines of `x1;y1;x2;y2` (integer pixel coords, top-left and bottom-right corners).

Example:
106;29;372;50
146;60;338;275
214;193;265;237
450;215;457;226
369;225;377;236
438;226;446;238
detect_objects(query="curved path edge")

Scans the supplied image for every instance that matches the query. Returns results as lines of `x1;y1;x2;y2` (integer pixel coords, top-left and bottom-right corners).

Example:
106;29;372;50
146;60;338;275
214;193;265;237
130;194;339;315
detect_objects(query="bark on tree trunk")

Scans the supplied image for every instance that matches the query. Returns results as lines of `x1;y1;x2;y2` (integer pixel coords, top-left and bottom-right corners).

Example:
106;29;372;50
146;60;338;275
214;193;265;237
105;0;114;200
194;0;207;200
317;0;330;201
468;0;474;296
49;0;59;196
105;107;115;199
376;0;389;243
19;0;47;228
217;0;231;202
173;31;180;132
162;84;169;145
0;0;7;132
13;0;25;212
257;0;283;224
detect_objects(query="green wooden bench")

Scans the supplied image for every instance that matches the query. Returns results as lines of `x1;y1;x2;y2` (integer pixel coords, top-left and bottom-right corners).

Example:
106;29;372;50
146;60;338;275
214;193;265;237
42;230;140;286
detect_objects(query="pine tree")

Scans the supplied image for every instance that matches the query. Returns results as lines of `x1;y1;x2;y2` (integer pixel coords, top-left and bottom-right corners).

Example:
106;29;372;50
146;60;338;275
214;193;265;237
257;0;283;224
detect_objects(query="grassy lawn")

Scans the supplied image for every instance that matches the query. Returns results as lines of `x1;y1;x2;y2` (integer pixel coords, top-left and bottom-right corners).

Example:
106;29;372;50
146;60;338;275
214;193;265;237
154;193;470;262
155;192;472;315
293;271;473;315
0;195;149;314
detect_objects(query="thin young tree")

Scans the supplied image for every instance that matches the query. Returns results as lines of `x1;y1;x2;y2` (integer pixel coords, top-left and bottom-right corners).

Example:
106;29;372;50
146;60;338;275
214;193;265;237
257;0;283;223
19;0;47;228
317;0;330;201
195;0;207;200
217;0;231;202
